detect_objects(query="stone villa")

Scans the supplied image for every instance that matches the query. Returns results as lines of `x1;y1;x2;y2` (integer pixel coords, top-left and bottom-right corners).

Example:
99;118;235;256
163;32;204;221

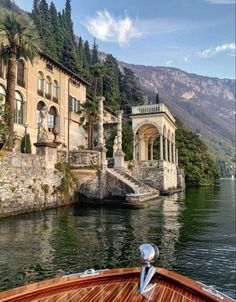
0;52;184;216
0;52;117;153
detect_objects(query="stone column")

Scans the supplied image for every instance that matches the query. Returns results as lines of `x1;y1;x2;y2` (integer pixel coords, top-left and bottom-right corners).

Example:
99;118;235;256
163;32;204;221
164;137;168;161
133;134;136;161
176;148;178;166
150;141;153;161
169;140;172;162
95;96;107;169
138;133;143;160
145;140;149;160
160;134;163;160
173;143;176;163
114;110;125;170
113;136;118;157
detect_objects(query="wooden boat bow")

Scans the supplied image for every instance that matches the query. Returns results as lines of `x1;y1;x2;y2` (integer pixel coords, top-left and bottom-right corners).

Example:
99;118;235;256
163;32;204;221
0;267;234;302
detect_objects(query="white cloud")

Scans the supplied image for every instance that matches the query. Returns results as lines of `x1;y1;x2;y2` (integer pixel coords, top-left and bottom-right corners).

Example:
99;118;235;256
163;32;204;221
85;10;141;46
198;43;236;58
205;0;235;4
165;60;173;66
85;10;214;46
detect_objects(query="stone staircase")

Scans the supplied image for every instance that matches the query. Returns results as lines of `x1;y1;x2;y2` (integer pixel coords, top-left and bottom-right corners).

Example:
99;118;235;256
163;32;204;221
107;169;161;207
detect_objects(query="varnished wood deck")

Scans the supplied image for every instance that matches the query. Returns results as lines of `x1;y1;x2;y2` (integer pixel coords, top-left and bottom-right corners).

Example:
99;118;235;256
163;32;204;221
0;267;234;302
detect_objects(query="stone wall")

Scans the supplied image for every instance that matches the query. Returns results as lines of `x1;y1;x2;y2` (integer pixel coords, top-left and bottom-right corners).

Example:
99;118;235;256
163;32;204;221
131;160;179;191
72;169;133;203
0;152;70;218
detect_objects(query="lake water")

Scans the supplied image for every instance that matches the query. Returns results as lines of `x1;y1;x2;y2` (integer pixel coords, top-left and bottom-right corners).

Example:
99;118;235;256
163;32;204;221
0;179;235;298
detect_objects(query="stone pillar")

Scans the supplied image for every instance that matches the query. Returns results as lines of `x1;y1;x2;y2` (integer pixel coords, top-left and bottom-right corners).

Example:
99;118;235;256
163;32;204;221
34;105;58;169
138;133;144;160
114;110;125;170
95;96;107;169
133;134;136;161
164;137;168;161
160;134;163;160
34;142;58;169
169;140;172;162
145;140;149;160
176;148;178;166
173;143;176;163
113;136;118;157
150;142;154;161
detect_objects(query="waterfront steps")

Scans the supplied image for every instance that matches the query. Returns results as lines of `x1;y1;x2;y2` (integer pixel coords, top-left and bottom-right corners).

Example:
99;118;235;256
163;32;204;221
107;169;161;207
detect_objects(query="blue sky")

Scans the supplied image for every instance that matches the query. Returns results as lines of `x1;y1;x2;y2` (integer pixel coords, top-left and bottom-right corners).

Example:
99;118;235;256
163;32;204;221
15;0;235;79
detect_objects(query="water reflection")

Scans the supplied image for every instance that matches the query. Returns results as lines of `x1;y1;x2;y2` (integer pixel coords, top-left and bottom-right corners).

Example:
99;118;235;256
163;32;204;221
0;180;235;299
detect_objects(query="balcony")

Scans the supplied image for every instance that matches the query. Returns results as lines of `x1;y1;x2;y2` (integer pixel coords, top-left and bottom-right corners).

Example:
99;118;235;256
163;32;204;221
131;103;175;122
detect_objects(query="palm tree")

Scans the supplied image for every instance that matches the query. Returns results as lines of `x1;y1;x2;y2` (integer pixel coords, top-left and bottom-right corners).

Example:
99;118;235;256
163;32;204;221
79;100;98;150
0;10;41;151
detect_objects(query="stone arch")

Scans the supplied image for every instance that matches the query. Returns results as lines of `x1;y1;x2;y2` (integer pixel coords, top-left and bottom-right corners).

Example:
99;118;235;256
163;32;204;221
48;105;59;132
133;119;161;136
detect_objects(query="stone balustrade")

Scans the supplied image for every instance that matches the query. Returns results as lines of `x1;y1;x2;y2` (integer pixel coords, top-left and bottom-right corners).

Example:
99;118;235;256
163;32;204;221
68;150;101;168
131;103;175;122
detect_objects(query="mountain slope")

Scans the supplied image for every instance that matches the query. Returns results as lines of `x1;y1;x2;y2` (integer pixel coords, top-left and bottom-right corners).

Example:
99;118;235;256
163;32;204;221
120;63;235;170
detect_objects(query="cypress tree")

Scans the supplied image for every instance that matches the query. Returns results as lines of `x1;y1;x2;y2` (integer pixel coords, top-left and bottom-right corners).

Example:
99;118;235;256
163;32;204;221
78;37;84;63
120;67;143;106
156;92;160;104
91;38;99;65
65;0;73;36
21;133;32;154
103;54;121;110
84;40;91;68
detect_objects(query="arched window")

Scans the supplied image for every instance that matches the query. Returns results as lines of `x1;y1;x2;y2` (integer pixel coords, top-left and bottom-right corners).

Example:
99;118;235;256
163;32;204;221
15;91;23;124
45;76;52;99
37;72;44;96
48;106;57;131
52;80;59;102
0;85;6;103
17;60;25;87
36;101;46;126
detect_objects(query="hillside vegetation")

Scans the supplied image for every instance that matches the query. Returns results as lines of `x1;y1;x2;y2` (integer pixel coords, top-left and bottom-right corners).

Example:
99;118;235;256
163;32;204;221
176;120;220;186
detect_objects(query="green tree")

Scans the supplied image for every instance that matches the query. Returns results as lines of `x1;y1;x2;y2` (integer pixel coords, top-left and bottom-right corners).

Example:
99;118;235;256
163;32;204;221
120;67;143;106
103;54;121;110
84;40;91;68
21;133;32;153
0;10;40;151
156;93;160;104
176;119;220;186
32;0;56;58
91;38;99;65
65;0;73;35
